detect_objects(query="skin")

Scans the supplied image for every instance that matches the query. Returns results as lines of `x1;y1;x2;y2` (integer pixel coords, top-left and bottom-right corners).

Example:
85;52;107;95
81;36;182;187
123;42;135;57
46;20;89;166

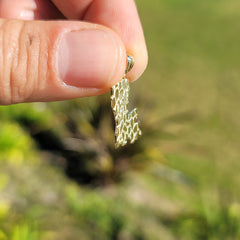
0;0;148;105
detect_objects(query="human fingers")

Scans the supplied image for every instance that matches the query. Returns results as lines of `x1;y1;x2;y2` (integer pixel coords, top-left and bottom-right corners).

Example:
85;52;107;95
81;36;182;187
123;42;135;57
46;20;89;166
0;19;126;105
0;0;63;20
51;0;148;82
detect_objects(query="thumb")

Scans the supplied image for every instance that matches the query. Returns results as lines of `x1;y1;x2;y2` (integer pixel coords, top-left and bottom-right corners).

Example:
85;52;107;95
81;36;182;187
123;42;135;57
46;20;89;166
0;19;126;105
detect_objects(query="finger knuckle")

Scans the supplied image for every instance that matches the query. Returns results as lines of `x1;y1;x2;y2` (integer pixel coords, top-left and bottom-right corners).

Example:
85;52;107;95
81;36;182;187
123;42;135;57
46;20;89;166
0;20;44;104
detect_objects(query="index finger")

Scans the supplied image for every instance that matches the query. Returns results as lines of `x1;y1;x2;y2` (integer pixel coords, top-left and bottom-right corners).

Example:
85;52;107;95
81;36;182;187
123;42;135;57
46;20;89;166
51;0;148;81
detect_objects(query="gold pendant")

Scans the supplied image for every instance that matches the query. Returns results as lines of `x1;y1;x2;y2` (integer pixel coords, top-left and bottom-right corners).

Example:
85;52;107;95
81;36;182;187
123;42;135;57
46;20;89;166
111;56;142;148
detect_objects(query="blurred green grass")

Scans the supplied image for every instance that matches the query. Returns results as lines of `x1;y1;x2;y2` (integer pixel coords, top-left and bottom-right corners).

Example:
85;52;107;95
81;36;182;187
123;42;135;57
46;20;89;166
138;0;240;192
1;0;240;239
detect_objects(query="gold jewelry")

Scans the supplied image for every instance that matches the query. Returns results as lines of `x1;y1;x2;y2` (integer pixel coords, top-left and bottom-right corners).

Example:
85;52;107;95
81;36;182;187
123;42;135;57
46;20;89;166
111;55;142;148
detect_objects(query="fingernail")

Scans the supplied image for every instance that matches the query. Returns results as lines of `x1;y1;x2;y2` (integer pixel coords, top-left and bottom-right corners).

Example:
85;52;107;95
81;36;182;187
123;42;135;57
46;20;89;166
20;10;34;20
58;30;118;88
19;1;37;20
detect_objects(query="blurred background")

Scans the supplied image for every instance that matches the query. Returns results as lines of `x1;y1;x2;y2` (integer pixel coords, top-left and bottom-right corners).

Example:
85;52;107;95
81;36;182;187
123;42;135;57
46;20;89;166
1;0;240;239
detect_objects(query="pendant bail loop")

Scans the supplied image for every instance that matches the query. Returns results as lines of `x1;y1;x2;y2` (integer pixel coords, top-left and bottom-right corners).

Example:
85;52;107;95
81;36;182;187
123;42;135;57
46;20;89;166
125;55;134;74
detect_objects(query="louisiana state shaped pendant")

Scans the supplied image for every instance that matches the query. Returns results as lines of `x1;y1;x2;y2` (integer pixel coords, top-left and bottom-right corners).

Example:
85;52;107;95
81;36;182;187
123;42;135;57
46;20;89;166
111;56;142;148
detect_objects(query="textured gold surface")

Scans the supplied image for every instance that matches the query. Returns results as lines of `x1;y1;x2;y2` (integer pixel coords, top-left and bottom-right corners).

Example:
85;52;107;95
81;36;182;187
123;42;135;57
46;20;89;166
111;78;142;148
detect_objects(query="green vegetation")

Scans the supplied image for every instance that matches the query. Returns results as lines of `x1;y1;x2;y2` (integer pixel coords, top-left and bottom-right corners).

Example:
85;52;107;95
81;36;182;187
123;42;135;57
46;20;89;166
1;0;240;239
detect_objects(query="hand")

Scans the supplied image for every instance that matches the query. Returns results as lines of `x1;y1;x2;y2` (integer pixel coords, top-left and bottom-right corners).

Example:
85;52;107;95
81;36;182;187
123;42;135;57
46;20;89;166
0;0;148;105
